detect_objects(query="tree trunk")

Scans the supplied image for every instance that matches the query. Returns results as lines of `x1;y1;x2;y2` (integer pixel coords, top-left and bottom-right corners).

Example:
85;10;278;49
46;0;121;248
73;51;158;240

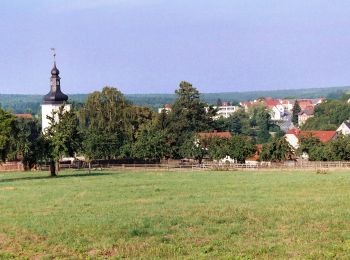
88;161;91;174
55;160;60;174
50;160;57;177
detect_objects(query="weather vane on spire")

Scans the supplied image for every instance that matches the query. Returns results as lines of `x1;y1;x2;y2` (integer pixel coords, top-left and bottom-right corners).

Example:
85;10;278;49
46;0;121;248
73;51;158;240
50;48;56;63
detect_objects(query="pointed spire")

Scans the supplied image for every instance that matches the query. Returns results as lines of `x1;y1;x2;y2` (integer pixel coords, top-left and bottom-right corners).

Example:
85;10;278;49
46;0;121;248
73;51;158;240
43;49;68;104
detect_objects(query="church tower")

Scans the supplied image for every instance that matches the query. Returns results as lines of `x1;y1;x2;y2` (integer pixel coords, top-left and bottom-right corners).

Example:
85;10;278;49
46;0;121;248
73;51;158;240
41;50;71;132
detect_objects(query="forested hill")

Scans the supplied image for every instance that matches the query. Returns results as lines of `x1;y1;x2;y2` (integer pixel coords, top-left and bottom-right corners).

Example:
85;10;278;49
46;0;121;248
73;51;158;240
1;85;349;114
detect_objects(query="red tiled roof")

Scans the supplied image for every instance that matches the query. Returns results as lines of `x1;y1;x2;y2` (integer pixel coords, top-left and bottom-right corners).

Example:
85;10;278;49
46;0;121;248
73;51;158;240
14;114;33;119
297;100;314;110
164;104;172;109
264;99;280;107
246;144;263;161
197;131;232;139
286;129;336;143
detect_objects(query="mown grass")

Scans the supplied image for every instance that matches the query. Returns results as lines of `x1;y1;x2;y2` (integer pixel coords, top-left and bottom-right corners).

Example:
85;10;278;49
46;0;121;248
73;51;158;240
1;169;350;259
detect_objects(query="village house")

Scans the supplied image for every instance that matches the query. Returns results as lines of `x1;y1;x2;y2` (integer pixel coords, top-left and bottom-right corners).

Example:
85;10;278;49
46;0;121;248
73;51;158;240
158;104;172;114
14;113;34;119
285;128;337;149
263;98;285;121
213;103;240;119
197;130;232;140
298;109;314;126
337;120;350;136
281;99;295;111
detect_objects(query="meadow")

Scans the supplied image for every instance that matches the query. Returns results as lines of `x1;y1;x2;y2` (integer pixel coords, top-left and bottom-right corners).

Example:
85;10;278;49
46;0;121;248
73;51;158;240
1;169;350;259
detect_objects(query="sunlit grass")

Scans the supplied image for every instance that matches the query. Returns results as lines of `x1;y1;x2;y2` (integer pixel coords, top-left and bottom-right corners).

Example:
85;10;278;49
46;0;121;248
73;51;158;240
1;169;350;258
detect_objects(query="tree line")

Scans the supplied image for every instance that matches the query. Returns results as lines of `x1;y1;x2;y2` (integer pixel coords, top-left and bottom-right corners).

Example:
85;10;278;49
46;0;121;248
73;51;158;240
2;82;350;176
0;82;286;174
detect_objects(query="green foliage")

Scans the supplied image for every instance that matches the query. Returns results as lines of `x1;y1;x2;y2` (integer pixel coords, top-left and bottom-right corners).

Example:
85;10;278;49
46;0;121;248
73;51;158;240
300;135;350;161
0;109;14;162
8;118;46;169
206;137;230;160
46;106;81;161
226;136;255;163
79;87;134;160
297;136;325;161
302;100;350;130
249;104;274;143
260;137;294;162
179;134;208;163
132;120;169;161
292;100;301;126
167;81;215;157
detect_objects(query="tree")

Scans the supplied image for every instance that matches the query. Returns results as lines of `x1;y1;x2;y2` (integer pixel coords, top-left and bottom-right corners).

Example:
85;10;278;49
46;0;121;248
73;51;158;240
227;136;255;163
132;120;169;161
8;117;44;170
167;81;215;157
249;104;274;143
260;137;294;162
297;135;325;161
0;109;14;162
206;137;230;161
302;100;350;130
292;100;301;126
79;87;133;162
179;134;208;164
217;98;223;106
45;106;81;176
327;135;350;161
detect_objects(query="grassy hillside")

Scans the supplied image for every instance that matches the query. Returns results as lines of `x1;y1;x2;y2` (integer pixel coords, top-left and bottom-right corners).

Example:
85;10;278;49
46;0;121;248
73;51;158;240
1;169;350;258
1;85;349;114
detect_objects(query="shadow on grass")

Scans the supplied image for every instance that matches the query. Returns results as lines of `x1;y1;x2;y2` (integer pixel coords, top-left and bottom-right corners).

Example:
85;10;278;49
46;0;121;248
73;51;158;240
0;172;115;183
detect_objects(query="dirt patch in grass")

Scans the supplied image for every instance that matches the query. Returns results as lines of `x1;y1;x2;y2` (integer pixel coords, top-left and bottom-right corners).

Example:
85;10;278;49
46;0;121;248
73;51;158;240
0;229;78;259
0;186;16;191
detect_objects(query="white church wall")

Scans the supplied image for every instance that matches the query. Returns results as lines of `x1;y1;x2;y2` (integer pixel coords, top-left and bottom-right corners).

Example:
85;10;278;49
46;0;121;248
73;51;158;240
41;103;71;133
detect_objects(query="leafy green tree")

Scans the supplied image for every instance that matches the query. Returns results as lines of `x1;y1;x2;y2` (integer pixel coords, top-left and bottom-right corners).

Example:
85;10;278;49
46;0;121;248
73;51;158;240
179;134;208;164
260;137;294;162
227;136;255;163
46;106;81;176
249;104;274;143
302;100;350;130
167;81;215;157
132;120;169;161
79;87;132;162
206;137;230;160
0;109;14;162
327;135;350;161
297;135;325;161
8;117;44;170
292;100;301;126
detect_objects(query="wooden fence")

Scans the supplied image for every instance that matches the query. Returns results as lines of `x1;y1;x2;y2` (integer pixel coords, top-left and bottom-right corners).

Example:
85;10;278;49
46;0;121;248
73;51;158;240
36;161;350;172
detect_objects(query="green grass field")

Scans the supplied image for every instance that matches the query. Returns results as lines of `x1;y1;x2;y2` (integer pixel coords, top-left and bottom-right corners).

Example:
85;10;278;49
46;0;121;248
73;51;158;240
1;169;350;259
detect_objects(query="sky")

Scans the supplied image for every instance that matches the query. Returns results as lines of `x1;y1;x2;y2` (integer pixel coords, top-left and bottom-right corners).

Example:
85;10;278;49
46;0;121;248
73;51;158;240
1;0;350;94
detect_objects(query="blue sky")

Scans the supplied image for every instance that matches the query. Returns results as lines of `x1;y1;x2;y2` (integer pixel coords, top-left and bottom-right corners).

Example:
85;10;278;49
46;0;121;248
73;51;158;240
1;0;350;94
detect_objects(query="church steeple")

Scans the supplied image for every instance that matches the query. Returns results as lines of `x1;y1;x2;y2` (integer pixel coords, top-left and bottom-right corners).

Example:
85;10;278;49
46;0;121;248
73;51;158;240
43;49;68;104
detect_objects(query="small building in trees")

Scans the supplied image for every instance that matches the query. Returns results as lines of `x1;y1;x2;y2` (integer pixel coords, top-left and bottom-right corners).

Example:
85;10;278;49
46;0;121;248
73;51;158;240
213;104;239;119
13;114;34;120
298;109;314;126
337;120;350;136
285;128;337;149
158;104;172;114
197;131;232;140
41;52;71;132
